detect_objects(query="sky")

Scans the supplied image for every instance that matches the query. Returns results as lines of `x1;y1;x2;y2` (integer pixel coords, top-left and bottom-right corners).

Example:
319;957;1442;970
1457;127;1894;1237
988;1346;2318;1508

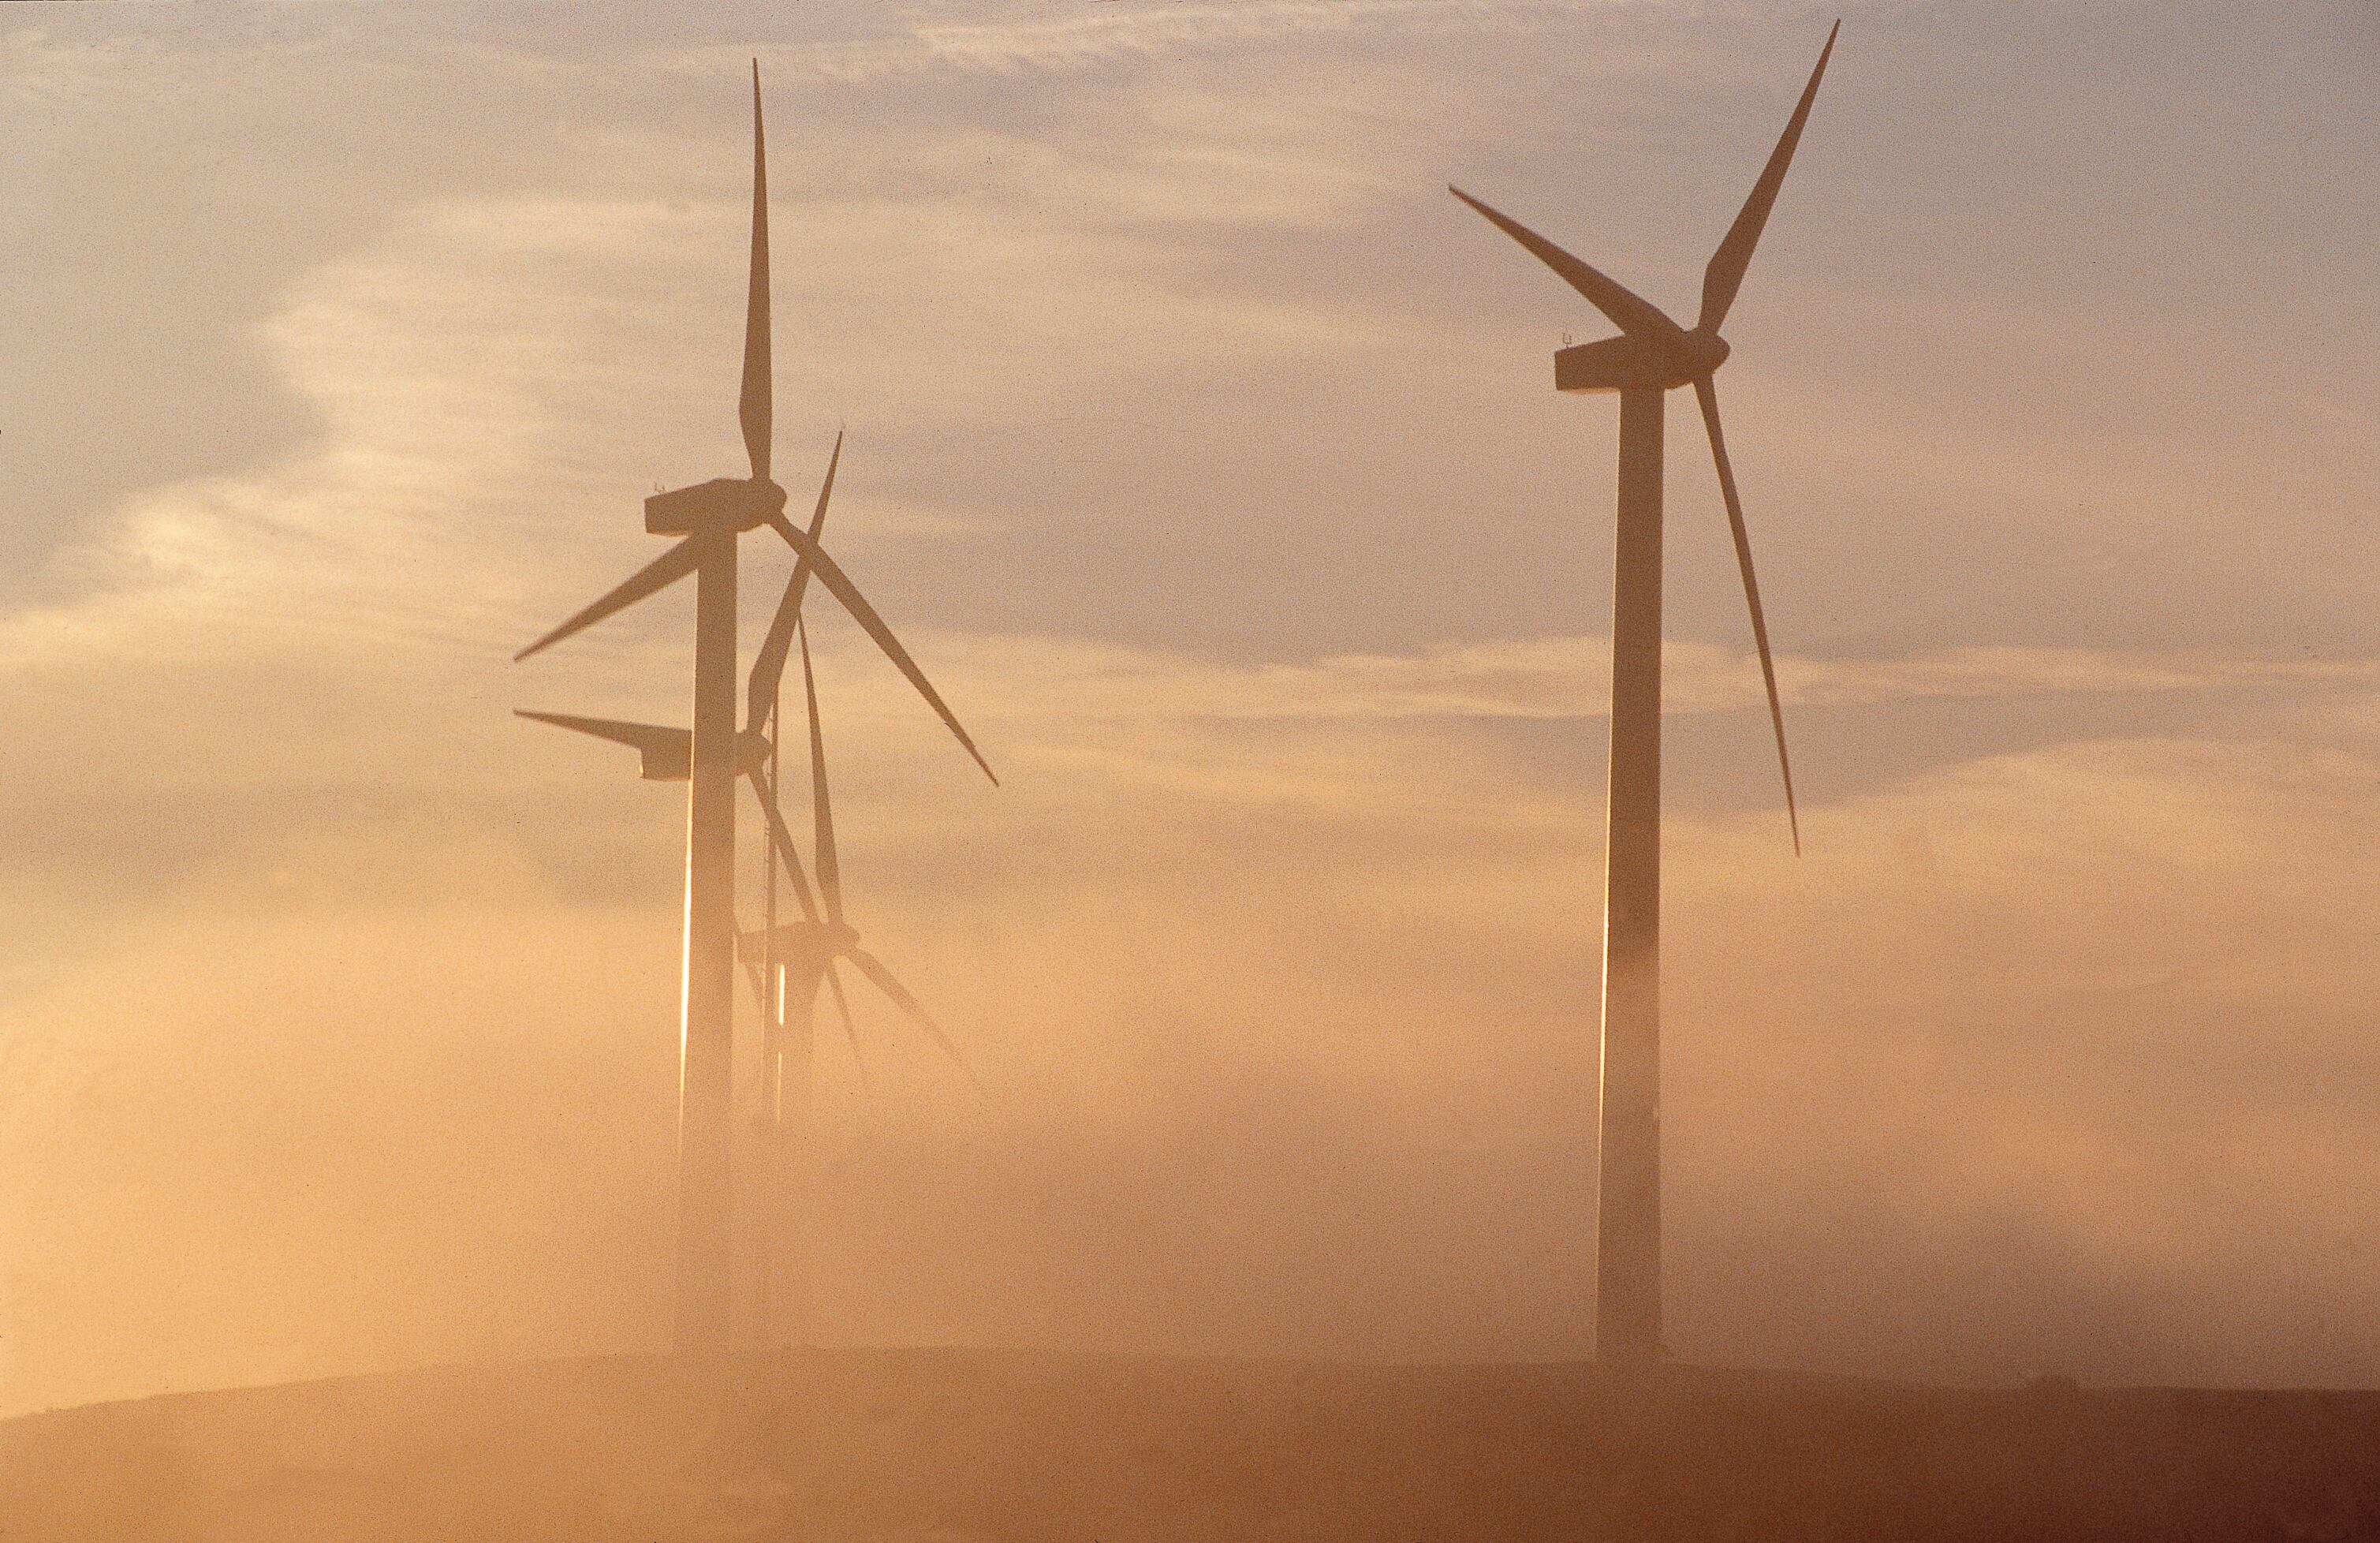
2;0;2377;1418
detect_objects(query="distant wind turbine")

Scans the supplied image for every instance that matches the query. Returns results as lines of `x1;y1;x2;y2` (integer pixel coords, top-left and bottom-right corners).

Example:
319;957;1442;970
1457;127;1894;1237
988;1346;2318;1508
741;616;984;1346
513;67;993;1358
1449;21;1839;1365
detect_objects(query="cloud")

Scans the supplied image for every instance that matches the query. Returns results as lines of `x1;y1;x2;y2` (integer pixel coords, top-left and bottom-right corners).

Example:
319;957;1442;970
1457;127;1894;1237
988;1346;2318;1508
864;633;2380;737
644;0;1642;88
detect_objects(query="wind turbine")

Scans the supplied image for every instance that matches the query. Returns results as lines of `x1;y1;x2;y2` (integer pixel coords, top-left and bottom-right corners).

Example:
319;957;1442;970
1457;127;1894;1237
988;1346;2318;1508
1449;21;1837;1365
739;616;984;1347
514;68;994;1358
520;439;979;1350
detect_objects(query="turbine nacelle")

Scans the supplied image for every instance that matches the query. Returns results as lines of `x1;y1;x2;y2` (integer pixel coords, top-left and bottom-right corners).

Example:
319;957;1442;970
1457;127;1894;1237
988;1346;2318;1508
1554;329;1730;395
645;727;771;781
630;727;770;782
644;476;788;536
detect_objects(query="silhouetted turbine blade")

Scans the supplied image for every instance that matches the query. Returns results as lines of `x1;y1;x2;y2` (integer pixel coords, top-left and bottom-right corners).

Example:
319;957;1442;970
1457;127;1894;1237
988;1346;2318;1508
799;618;844;926
1698;19;1840;334
747;432;840;735
515;533;703;662
763;508;998;786
1448;185;1686;345
740;61;771;483
514;710;687;761
1694;374;1800;854
845;947;983;1096
747;767;823;924
824;960;868;1098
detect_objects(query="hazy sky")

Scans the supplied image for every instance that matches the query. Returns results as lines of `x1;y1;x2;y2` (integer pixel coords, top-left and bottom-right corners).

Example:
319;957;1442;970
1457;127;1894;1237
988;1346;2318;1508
2;0;2378;1417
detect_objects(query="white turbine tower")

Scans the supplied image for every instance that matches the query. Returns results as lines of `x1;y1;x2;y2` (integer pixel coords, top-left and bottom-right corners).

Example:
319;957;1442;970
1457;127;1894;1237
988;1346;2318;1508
1450;21;1838;1364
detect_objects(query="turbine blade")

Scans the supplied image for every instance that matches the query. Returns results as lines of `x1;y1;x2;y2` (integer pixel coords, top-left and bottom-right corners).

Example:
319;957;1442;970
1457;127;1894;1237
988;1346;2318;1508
1698;19;1840;334
514;533;704;662
800;618;843;926
513;710;687;762
824;960;868;1098
740;61;772;482
1695;375;1800;854
1448;185;1686;345
746;432;841;735
747;767;823;924
845;947;983;1097
764;509;998;785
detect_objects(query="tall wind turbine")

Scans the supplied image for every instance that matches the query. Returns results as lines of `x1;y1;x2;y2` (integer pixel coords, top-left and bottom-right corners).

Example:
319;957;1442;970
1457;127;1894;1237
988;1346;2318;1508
515;69;993;1358
1449;21;1837;1365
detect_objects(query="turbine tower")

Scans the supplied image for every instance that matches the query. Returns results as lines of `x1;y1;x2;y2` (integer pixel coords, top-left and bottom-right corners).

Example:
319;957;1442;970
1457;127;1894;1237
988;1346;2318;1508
1450;21;1837;1364
515;73;993;1358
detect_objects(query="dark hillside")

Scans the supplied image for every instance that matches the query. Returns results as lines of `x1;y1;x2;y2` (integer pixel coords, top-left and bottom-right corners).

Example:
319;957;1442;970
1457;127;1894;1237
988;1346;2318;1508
7;1350;2380;1541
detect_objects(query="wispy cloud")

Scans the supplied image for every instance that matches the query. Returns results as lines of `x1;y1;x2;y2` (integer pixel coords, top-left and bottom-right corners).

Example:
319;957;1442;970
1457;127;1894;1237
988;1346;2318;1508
919;633;2380;728
655;0;1637;87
